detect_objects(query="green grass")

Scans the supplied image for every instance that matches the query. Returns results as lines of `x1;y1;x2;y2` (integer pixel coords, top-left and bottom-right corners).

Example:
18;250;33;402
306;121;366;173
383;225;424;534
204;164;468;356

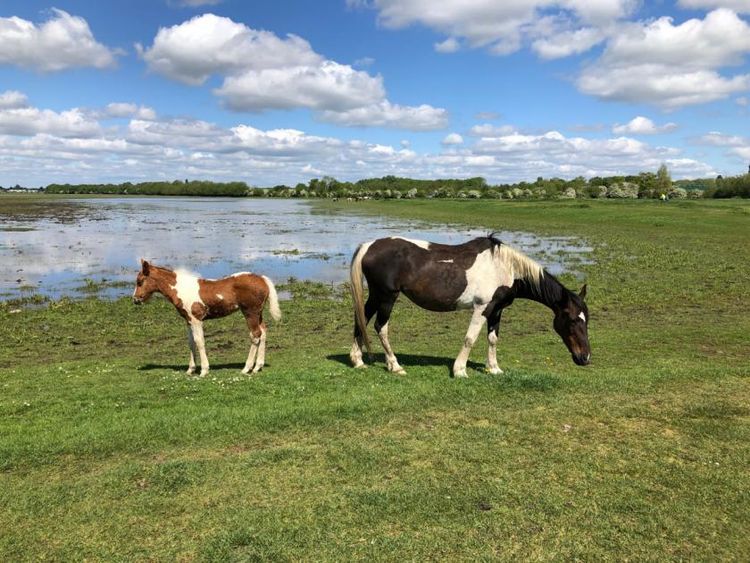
1;199;749;560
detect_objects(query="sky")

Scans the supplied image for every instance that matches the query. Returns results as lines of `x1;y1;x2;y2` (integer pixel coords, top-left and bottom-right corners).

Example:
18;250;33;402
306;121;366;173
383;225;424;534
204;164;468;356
1;0;749;188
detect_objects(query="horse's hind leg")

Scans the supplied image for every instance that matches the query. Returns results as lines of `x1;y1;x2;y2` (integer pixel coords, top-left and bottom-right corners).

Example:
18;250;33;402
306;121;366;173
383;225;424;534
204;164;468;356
374;293;405;375
350;296;377;368
242;311;262;374
452;306;487;378
252;321;267;374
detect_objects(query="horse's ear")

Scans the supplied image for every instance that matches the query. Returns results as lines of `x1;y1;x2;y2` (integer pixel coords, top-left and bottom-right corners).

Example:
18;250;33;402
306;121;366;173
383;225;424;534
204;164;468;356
579;284;587;299
141;259;150;276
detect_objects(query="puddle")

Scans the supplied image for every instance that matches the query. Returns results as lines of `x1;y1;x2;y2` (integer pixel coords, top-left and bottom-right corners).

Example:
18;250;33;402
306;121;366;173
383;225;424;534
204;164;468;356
1;197;593;301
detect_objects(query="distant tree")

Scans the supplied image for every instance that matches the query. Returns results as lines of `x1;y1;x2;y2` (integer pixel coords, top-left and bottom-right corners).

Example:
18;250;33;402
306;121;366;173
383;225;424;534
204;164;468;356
656;164;672;196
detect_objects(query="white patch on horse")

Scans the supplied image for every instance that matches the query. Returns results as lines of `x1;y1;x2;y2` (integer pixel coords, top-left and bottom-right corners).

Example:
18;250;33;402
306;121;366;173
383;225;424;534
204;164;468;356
217;294;224;300
438;259;454;263
392;236;430;250
579;312;586;322
172;269;204;319
232;271;252;278
455;248;512;310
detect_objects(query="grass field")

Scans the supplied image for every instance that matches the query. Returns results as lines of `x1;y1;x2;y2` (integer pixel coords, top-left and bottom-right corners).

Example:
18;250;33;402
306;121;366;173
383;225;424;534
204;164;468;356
1;198;749;560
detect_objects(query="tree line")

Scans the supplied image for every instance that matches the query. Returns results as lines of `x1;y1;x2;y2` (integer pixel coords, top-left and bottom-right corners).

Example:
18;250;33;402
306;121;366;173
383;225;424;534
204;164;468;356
34;169;750;199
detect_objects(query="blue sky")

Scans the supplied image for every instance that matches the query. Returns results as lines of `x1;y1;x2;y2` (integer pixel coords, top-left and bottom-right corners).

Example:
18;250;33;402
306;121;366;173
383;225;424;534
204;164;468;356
1;0;749;187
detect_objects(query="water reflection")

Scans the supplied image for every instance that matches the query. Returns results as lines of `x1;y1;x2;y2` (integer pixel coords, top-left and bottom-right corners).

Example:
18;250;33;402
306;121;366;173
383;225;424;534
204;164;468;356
1;197;592;300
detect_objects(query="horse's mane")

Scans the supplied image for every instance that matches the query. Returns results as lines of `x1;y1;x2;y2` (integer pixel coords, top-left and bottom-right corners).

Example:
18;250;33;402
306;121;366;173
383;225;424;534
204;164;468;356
487;233;544;287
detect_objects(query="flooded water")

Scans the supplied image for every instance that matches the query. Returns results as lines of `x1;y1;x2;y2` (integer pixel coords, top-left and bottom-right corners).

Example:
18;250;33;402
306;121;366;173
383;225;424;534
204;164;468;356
0;197;592;300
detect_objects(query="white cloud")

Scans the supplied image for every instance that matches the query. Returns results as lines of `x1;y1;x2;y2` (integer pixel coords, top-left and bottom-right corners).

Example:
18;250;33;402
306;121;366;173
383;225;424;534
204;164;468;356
215;61;385;112
0;9;118;72
318;100;448;130
533;26;606;59
0;90;28;109
137;14;321;85
612;116;678;135
434;37;460;53
105;103;157;120
678;0;750;13
469;123;516;136
578;9;750;108
442;133;464;145
737;96;749;106
696;131;747;145
138;13;445;129
357;0;636;56
0;107;101;137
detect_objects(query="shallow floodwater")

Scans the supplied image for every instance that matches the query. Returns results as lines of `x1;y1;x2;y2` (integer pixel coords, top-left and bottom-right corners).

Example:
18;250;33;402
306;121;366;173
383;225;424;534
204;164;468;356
0;197;592;300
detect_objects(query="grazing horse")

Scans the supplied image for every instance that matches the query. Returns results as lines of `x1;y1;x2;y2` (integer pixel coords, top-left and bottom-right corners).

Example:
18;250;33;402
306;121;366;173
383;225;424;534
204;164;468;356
132;260;281;376
350;234;591;377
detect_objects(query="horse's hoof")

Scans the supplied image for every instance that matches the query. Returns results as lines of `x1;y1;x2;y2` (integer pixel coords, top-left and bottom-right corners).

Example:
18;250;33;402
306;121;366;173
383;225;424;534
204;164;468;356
199;371;208;377
393;368;407;376
252;365;263;374
353;362;367;369
486;367;503;375
241;368;251;375
186;369;195;375
453;369;468;378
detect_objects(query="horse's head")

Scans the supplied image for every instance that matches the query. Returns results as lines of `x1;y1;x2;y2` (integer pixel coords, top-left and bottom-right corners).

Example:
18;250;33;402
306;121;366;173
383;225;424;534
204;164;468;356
553;284;591;366
132;259;159;304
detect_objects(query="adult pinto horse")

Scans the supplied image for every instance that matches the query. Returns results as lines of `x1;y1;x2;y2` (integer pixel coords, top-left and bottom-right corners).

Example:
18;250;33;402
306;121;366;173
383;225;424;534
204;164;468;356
349;234;591;377
133;260;281;376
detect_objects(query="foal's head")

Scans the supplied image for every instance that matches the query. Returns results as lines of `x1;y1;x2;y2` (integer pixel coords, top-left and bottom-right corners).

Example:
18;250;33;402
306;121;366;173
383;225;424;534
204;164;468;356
553;284;591;366
132;260;162;304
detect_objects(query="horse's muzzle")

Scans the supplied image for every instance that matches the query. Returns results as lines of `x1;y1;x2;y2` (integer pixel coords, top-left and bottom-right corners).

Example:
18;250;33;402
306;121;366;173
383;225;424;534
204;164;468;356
132;297;143;305
573;352;591;366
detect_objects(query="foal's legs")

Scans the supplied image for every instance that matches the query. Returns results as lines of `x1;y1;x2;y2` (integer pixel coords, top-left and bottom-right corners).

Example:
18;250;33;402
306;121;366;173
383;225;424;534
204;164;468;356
485;306;504;375
373;293;405;375
452;305;487;378
190;320;210;376
242;311;264;374
186;325;198;375
252;321;268;373
350;296;378;368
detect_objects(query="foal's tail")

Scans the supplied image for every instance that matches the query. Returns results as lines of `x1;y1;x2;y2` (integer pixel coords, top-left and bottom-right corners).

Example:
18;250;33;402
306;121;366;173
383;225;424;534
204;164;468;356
350;243;372;355
261;275;282;322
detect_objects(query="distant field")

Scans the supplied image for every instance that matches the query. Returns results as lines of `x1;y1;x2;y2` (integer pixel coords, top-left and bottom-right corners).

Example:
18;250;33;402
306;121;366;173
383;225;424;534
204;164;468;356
1;199;748;560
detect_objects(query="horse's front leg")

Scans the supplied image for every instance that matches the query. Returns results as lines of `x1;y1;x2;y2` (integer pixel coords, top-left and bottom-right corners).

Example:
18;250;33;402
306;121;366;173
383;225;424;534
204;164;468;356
190;320;209;376
452;306;487;378
486;306;504;375
186;325;197;375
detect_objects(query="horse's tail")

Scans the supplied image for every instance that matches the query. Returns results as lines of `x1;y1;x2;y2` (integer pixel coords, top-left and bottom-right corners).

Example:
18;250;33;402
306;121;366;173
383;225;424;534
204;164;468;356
350;243;371;355
261;275;282;322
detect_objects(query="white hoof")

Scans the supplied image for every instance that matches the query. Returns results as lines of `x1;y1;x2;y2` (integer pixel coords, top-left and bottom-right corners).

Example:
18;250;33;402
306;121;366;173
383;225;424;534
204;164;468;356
252;364;263;374
186;368;195;375
353;361;367;369
486;366;503;375
199;370;208;377
241;367;251;375
453;368;468;378
393;368;407;376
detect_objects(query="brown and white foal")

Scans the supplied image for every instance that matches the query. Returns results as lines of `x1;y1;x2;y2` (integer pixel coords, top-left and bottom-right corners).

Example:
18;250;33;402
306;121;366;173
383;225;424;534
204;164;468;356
132;260;281;376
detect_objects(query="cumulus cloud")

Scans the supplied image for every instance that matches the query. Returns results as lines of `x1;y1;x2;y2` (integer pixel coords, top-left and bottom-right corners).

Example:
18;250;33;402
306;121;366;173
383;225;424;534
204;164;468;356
442;133;464;145
0;106;101;137
0;9;118;72
612;116;678;135
578;9;750;108
356;0;636;56
434;37;460;53
137;13;445;129
678;0;750;12
317;101;448;130
105;103;157;120
0;97;720;188
215;61;385;112
0;90;28;109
